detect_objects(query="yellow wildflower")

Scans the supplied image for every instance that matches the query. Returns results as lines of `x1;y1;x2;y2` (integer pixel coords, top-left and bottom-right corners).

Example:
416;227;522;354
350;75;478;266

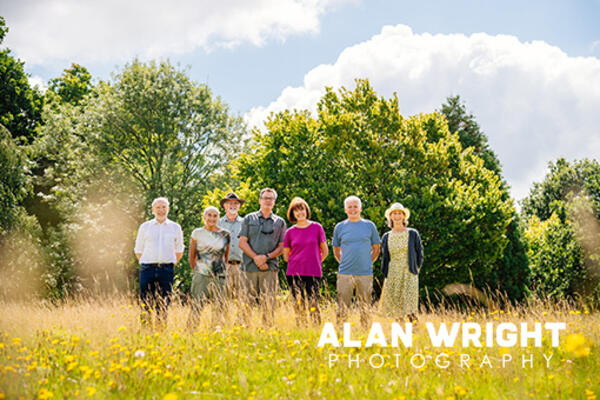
38;388;53;399
563;333;591;358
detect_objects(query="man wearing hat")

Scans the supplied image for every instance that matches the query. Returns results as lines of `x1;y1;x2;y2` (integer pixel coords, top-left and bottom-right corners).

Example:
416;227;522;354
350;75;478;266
217;192;245;299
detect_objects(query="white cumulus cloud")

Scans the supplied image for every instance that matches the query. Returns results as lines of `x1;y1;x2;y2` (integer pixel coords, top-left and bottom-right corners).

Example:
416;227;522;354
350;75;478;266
27;75;48;92
3;0;352;65
245;25;600;200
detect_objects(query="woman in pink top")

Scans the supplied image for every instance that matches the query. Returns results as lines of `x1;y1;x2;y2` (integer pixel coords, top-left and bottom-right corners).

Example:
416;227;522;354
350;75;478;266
283;197;328;325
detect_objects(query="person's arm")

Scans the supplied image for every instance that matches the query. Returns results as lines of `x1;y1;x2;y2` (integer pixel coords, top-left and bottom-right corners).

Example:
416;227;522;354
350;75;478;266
282;229;291;262
371;243;380;262
175;225;185;265
134;224;144;261
268;220;286;259
268;242;284;259
381;233;389;279
239;236;268;268
332;224;341;263
283;247;291;262
370;222;381;262
415;231;424;270
224;243;230;264
318;225;328;262
333;246;341;263
189;237;196;270
319;242;329;262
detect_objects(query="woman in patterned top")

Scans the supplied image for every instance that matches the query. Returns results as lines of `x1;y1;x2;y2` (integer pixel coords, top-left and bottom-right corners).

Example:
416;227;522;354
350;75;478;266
380;203;424;322
188;206;230;327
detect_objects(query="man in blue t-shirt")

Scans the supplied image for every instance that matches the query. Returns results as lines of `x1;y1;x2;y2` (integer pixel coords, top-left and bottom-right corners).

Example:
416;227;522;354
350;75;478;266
332;195;381;325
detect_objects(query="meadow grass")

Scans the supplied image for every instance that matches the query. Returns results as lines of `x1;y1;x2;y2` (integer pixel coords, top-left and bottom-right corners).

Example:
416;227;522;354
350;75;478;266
0;294;599;399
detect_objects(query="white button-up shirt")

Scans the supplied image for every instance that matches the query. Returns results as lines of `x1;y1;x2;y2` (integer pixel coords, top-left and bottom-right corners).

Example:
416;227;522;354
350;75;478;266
134;218;184;264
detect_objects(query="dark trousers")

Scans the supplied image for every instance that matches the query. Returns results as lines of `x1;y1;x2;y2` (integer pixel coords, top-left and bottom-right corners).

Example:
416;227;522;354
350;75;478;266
287;275;321;325
139;264;174;327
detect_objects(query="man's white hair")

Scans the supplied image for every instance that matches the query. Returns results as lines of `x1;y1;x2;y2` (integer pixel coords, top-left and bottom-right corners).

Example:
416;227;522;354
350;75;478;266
152;197;170;207
203;206;220;216
344;195;362;208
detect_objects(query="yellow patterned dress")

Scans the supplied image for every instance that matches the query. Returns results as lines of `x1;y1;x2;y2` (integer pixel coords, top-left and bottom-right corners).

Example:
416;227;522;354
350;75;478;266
381;231;418;317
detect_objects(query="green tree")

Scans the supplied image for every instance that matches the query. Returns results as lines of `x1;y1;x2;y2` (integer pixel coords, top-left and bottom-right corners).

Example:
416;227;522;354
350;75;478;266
521;158;600;221
48;63;93;106
0;17;43;142
0;124;46;299
0;124;31;233
35;60;247;295
440;95;530;301
441;95;501;174
521;158;600;302
524;212;584;299
233;79;514;295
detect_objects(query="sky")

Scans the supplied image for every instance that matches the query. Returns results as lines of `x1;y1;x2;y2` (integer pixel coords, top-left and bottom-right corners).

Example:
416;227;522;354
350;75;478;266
2;0;600;201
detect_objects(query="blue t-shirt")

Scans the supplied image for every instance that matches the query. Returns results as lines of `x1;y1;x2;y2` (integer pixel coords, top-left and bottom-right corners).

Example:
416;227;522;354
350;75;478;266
332;219;381;275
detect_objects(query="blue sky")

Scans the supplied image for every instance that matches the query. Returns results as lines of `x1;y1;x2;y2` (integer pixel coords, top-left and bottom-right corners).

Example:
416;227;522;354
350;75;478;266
3;0;600;200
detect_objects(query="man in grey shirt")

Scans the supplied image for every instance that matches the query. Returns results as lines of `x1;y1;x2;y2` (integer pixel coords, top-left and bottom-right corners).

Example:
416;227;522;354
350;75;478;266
217;192;245;299
239;188;286;324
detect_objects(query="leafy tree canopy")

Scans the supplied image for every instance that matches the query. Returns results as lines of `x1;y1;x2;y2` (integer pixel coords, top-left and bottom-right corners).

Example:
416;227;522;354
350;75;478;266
440;95;529;300
521;158;600;302
232;79;514;294
0;17;43;142
34;60;248;295
521;158;600;221
48;63;93;106
0;124;32;234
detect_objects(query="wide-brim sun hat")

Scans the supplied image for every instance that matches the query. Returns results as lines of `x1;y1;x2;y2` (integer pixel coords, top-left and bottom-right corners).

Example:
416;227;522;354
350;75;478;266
385;202;410;221
219;192;246;209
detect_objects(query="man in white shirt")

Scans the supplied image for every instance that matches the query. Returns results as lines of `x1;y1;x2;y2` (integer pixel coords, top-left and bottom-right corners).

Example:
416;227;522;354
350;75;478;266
134;197;184;328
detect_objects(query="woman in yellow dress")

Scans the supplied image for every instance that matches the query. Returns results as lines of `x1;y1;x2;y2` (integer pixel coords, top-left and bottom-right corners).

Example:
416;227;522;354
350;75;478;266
380;203;424;322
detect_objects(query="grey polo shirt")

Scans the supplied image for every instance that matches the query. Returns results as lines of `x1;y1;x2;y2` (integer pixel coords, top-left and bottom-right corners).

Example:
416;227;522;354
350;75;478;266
217;214;243;262
239;210;286;272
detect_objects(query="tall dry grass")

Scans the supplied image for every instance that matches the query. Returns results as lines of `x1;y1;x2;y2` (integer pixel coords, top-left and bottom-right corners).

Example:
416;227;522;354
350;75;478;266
1;293;599;399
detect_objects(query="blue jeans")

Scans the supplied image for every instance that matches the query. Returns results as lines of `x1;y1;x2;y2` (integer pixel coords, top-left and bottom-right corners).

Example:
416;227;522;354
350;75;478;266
139;264;174;327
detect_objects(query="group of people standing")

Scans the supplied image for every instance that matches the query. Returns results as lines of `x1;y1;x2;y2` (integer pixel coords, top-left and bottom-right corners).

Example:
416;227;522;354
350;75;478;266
133;189;424;328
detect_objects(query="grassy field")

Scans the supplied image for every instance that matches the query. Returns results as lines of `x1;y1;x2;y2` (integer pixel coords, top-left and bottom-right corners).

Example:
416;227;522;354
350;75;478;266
0;296;598;399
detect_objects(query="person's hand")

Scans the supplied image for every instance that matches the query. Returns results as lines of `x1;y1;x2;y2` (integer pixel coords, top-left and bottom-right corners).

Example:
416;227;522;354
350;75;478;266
257;263;269;271
253;254;267;266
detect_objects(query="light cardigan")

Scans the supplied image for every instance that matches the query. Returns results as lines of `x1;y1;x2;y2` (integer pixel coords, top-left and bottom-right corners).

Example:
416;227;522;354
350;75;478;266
381;228;424;277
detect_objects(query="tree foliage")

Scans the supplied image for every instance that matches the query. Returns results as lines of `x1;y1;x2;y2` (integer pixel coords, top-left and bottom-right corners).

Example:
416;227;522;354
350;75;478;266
521;158;600;222
233;80;514;295
48;63;93;106
521;158;600;302
34;60;247;296
524;212;585;299
0;124;32;234
0;125;46;300
441;96;501;174
440;95;530;300
0;17;43;142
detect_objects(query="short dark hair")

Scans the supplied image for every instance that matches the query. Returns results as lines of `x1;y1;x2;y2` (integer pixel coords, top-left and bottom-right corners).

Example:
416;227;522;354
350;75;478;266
287;197;311;223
